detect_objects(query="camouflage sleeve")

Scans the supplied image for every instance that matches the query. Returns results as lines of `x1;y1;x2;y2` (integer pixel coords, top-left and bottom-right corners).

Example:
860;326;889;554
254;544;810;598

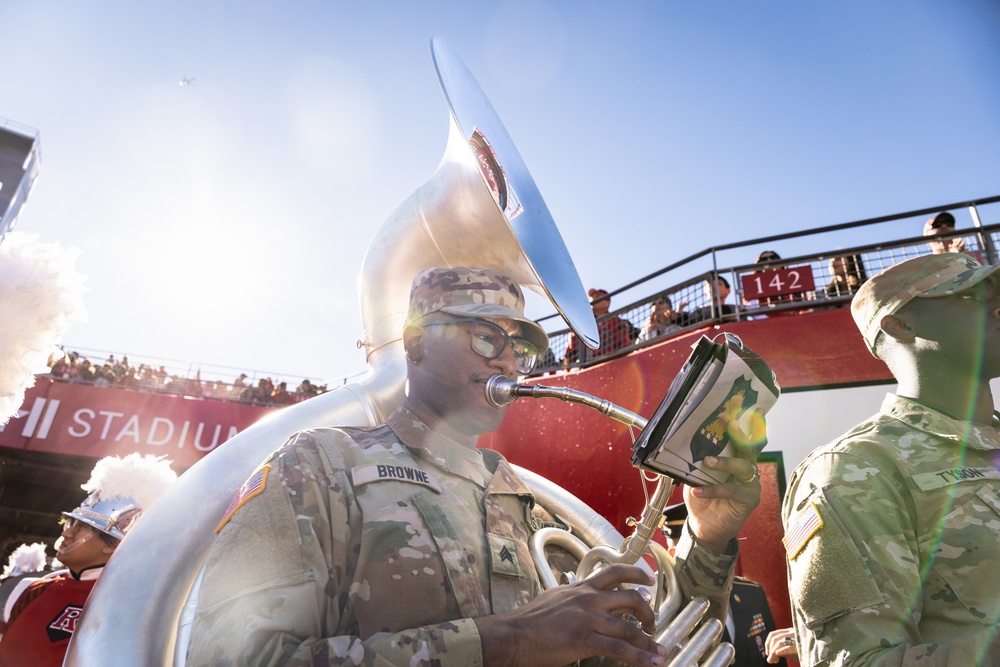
187;434;485;667
784;451;1000;666
672;521;737;623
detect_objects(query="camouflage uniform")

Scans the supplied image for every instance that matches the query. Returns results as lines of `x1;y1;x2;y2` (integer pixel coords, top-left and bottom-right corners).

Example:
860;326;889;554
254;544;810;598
784;394;1000;666
188;407;738;667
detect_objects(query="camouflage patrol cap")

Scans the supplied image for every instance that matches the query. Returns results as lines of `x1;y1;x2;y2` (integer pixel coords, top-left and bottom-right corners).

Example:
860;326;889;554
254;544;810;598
407;266;549;351
852;253;1000;356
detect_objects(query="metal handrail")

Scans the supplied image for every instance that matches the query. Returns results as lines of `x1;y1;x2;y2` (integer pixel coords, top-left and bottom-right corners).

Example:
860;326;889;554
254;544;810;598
535;215;1000;374
535;194;1000;325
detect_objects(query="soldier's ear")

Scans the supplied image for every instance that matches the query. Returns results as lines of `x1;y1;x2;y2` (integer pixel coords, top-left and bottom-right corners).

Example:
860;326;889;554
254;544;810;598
403;326;423;363
878;313;914;343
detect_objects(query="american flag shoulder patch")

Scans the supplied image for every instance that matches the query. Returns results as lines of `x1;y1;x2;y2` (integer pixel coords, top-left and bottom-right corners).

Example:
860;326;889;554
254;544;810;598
215;464;270;533
784;501;823;561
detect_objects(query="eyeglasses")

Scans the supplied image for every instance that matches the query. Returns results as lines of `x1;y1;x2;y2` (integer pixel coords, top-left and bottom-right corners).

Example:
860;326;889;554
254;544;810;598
420;318;539;374
59;517;86;533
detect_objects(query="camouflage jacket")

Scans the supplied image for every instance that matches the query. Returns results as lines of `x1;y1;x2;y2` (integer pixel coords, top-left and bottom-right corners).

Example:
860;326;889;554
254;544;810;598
783;394;1000;666
187;407;737;667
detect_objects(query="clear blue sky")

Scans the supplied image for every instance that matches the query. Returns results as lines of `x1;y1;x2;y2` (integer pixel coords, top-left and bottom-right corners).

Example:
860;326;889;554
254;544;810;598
4;1;999;385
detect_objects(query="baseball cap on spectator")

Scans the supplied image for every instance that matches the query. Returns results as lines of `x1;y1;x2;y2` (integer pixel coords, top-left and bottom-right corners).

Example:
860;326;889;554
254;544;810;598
588;288;610;301
923;212;956;235
851;253;1000;357
407;266;549;352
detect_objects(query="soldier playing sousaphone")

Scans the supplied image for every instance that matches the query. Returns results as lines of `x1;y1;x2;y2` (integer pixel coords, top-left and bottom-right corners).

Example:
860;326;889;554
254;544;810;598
187;266;764;667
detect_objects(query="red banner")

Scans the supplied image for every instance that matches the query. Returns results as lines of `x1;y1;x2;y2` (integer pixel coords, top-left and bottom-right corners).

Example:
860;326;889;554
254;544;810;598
0;379;277;468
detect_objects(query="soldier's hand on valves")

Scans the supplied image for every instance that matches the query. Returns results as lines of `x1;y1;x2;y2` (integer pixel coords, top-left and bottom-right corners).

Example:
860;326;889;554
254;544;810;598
683;409;765;552
474;563;667;667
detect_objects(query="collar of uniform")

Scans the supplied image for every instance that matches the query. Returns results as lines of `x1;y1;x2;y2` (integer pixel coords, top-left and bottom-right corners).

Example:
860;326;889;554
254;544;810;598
882;394;1000;451
70;565;104;581
484;457;535;499
386;407;492;487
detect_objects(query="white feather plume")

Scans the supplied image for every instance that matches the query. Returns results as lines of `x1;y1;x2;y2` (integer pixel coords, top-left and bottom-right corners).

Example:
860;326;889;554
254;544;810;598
83;453;178;513
0;232;87;424
2;542;49;578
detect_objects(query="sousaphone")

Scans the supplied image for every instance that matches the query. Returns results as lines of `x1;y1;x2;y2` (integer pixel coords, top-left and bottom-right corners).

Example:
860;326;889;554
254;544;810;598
65;37;600;666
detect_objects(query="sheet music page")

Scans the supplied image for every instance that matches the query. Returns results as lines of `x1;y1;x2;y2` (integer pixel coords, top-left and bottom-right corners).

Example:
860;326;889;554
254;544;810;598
632;334;780;486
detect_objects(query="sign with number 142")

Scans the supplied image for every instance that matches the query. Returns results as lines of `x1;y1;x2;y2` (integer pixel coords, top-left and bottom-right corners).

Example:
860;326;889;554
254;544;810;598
741;266;815;299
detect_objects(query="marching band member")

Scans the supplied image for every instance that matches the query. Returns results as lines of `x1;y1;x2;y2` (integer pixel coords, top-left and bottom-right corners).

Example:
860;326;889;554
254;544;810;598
187;266;763;667
0;453;176;666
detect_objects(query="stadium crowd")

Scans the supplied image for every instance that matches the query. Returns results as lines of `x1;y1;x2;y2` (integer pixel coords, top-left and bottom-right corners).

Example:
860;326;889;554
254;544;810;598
44;349;328;406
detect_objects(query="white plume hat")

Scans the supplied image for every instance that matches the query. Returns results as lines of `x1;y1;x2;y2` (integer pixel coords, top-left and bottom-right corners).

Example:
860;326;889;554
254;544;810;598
2;542;49;578
64;454;177;541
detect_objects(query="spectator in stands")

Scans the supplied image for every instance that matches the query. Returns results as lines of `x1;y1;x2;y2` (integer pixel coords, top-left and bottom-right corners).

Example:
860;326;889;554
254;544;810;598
295;378;319;398
78;359;96;384
191;375;206;397
137;365;159;391
203;380;228;400
638;295;684;342
824;254;867;298
166;375;187;395
65;357;81;381
538;346;558;370
923;211;969;256
270;381;295;406
231;373;249;397
564;288;638;364
242;377;274;405
110;355;130;381
756;250;780;265
93;364;114;388
49;355;70;380
689;276;736;324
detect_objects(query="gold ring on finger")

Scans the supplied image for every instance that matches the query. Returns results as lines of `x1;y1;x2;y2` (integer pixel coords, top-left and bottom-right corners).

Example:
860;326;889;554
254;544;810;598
739;463;760;484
